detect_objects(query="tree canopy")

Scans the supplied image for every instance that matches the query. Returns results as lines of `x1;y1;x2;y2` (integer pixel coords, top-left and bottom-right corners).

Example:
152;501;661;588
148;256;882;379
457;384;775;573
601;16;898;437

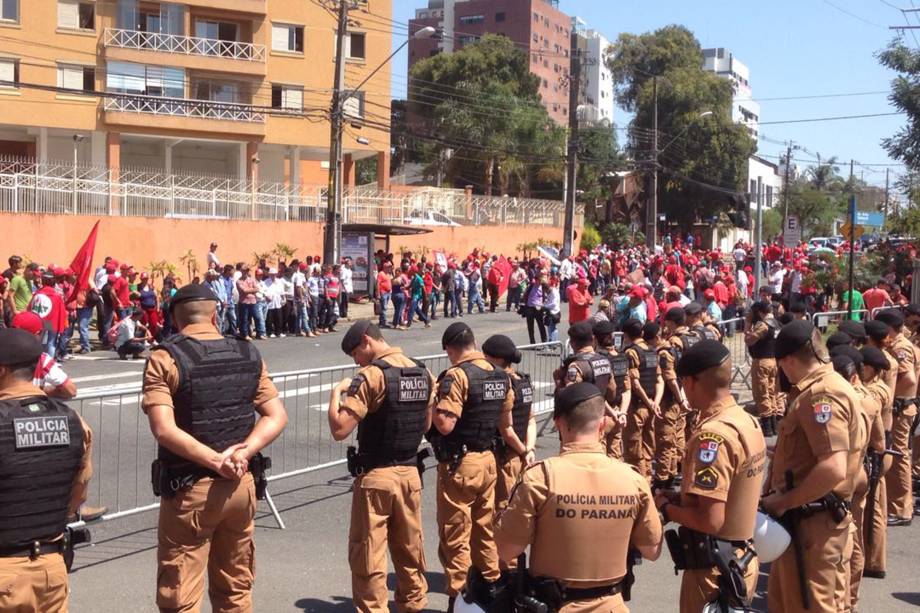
878;40;920;169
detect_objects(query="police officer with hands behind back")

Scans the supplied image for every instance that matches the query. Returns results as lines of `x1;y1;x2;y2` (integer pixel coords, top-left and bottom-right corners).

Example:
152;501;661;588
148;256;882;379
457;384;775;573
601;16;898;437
594;319;631;460
430;322;513;610
0;328;93;612
143;283;288;613
494;383;663;613
654;339;766;613
328;320;433;613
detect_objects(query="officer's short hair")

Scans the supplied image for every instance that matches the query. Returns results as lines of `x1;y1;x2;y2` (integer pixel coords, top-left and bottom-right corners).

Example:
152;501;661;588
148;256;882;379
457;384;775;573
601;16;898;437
622;319;643;339
559;394;605;431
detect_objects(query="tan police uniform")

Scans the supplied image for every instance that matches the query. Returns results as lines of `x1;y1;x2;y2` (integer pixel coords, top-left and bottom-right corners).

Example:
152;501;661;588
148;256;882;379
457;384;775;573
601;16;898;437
655;327;692;486
0;380;92;613
142;322;278;612
885;333;917;520
863;372;894;577
766;363;862;613
434;352;513;598
911;332;920;497
746;317;780;418
599;344;631;461
558;347;620;458
339;346;433;613
623;339;662;478
495;440;663;613
675;396;766;612
495;369;533;515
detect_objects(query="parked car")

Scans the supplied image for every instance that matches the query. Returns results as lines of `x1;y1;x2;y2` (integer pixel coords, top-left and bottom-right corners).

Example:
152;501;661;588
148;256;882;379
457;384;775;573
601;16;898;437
807;237;832;253
404;210;461;227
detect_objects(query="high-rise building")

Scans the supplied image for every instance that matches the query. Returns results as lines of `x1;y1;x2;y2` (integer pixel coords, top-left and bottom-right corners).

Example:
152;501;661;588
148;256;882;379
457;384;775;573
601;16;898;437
572;17;614;126
0;0;393;188
408;0;572;125
702;47;760;138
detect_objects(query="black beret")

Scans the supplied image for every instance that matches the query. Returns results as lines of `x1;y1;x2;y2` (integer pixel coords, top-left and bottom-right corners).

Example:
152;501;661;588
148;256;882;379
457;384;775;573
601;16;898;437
676;339;730;378
684;301;703;315
830;344;863;369
553;382;602;419
664;306;685;323
751;300;772;314
483;334;520;363
837;320;866;342
642;321;660;340
875;310;905;328
592;319;616;337
0;328;43;366
775;320;815;360
825;332;853;351
865;320;890;342
831;354;857;378
341;320;373;355
169;283;218;312
861;346;891;370
622;318;643;339
568;320;594;343
442;322;472;349
905;304;920;317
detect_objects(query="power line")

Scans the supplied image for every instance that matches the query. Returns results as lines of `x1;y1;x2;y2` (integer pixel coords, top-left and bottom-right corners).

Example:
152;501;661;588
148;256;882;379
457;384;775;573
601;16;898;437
759;111;904;125
820;0;886;28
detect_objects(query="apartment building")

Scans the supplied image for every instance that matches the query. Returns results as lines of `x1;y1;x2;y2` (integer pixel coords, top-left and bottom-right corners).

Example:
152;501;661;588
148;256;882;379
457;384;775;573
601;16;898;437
572;17;613;126
0;0;393;188
408;0;572;125
702;47;760;138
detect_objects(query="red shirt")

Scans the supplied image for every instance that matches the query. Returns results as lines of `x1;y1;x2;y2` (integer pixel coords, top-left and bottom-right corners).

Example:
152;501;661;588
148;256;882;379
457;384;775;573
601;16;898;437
113;276;130;307
423;272;434;294
30;286;67;333
862;287;891;313
376;272;392;293
566;285;592;323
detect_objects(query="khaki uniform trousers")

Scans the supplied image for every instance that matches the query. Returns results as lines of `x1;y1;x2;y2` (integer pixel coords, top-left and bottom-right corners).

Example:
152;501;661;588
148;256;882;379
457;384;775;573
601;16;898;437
679;555;759;613
495;450;524;515
751;358;779;417
864;475;888;574
604;418;624;460
848;475;869;610
348;466;427;613
436;451;500;597
886;405;917;519
767;512;853;613
559;594;627;613
156;473;256;613
623;404;655;478
0;552;68;613
653;399;682;482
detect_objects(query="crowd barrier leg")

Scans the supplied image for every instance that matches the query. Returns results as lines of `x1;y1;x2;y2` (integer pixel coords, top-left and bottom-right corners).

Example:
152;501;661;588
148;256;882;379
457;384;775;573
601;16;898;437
263;488;286;530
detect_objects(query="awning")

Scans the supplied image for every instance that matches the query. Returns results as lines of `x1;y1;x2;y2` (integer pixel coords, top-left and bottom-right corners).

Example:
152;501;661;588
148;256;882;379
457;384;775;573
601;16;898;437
342;223;432;237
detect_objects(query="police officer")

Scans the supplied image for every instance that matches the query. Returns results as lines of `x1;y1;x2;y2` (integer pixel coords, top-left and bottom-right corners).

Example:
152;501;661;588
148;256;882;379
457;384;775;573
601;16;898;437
0;328;92;611
656;307;696;489
482;334;535;513
906;304;920;518
838;320;867;347
430;322;512;609
761;320;863;613
621;318;663;478
745;301;781;436
875;310;917;527
143;283;288;612
494;383;663;612
654;340;766;613
594;319;631;460
327;320;432;612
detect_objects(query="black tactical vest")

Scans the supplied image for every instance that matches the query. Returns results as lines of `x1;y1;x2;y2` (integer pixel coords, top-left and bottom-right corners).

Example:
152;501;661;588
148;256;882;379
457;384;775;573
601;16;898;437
563;352;613;395
599;349;629;404
154;335;260;466
446;362;509;451
357;358;430;467
0;396;84;548
510;372;534;443
749;318;779;360
693;324;720;342
625;343;659;398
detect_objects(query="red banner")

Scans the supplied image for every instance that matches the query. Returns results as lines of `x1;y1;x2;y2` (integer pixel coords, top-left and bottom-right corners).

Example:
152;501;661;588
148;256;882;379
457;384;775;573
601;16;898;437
67;220;100;303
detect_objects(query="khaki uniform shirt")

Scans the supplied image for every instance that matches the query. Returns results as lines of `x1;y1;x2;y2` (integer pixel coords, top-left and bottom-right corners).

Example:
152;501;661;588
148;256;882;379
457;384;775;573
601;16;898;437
436;351;514;419
680;396;766;541
880;346;899;430
745;318;776;357
660;327;692;399
769;364;862;500
624;340;661;405
600;344;632;398
0;380;93;516
865;378;892;452
142;322;278;413
559;347;618;407
889;333;919;399
340;346;436;420
495;441;662;586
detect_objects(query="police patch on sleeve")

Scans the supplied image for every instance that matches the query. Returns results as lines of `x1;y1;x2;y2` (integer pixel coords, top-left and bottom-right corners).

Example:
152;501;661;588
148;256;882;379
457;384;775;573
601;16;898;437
813;398;833;425
694;466;719;490
438;375;455;398
566;366;580;383
697;432;723;465
347;375;365;397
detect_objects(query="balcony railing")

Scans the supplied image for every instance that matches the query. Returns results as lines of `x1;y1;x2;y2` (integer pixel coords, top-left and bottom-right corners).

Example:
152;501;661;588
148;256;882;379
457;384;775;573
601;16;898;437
105;93;266;123
104;28;266;62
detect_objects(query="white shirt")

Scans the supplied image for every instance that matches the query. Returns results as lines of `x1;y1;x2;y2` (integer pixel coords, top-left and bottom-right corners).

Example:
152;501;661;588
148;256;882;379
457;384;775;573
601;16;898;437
733;247;746;263
262;278;284;309
340;267;354;293
115;318;137;349
93;266;108;291
768;269;785;294
736;270;749;295
790;270;802;294
559;259;574;280
207;250;220;269
34;353;69;391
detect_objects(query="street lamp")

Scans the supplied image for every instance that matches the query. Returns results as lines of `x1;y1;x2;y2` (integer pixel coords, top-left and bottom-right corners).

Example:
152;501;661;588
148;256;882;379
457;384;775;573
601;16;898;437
323;25;437;265
72;134;85;214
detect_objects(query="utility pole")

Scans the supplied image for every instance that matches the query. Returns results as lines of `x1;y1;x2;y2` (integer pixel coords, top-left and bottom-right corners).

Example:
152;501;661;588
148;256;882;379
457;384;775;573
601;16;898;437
323;0;349;267
646;76;659;249
884;167;890;225
562;30;580;258
781;142;793;224
753;182;763;294
846;159;856;319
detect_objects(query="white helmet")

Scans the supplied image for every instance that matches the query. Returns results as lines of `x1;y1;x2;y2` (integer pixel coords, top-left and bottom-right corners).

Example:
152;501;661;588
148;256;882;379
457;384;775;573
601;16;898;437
454;591;487;613
752;511;791;563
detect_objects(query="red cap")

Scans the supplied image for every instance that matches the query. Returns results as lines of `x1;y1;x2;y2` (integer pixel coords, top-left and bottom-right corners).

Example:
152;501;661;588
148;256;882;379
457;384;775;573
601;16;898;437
140;272;149;280
255;269;264;276
704;289;716;299
105;263;117;273
299;263;307;271
12;311;44;335
629;286;646;299
52;266;66;277
743;266;752;272
107;274;116;284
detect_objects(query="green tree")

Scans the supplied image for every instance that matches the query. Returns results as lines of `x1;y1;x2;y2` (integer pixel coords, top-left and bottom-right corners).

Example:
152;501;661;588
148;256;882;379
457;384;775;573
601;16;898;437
762;208;783;242
878;40;920;168
577;124;623;217
607;26;755;224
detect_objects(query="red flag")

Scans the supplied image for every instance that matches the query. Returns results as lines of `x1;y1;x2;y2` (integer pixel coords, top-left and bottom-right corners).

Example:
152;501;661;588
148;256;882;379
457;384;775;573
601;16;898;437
494;256;512;297
67;220;100;303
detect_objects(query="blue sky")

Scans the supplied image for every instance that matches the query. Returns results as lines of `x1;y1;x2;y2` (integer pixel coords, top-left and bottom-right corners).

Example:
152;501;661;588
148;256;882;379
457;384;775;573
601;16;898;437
387;0;910;190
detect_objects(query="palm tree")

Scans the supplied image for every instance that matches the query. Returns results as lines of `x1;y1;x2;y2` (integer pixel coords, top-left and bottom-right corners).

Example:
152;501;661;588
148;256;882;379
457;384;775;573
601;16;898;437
808;155;841;191
272;242;297;263
178;250;198;284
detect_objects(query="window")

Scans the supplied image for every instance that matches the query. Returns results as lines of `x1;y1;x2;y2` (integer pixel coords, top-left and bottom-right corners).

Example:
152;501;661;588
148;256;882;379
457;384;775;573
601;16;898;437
0;58;18;88
495;12;505;22
533;12;539;22
58;64;95;92
193;79;242;103
106;61;184;98
271;23;304;53
58;0;95;31
1;0;18;22
195;20;239;42
271;84;302;112
749;180;757;197
429;49;440;57
345;32;366;60
458;14;484;25
342;90;365;119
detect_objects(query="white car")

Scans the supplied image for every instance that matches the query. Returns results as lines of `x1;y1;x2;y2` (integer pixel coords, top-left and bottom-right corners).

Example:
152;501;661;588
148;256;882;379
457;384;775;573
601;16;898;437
404;210;461;227
807;237;831;252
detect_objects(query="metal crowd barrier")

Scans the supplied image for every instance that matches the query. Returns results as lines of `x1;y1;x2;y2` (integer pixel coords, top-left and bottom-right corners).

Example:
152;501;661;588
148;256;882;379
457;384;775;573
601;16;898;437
67;341;567;529
718;318;751;391
870;305;906;319
813;309;869;328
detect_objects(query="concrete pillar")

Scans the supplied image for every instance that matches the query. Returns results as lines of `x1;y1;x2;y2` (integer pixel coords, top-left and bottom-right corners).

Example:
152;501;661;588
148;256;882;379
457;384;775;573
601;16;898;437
164;141;173;174
91;131;106;167
376;150;390;190
238;143;247;180
343;153;355;187
290;147;301;189
246;142;260;182
37;127;48;163
107;132;121;214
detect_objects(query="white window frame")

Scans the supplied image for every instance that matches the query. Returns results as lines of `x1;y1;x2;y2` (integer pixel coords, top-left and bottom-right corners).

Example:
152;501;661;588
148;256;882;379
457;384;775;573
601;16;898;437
0;0;18;23
58;0;95;32
344;31;366;60
271;22;303;53
271;83;303;112
0;57;18;89
57;63;95;93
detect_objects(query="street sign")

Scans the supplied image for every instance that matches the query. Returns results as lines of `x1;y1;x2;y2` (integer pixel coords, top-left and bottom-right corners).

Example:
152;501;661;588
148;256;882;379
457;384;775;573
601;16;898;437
840;222;864;240
855;211;885;227
783;215;801;248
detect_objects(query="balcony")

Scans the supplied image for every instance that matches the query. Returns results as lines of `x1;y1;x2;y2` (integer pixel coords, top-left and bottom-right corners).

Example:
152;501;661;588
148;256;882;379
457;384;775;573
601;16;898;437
104;94;265;136
104;28;266;76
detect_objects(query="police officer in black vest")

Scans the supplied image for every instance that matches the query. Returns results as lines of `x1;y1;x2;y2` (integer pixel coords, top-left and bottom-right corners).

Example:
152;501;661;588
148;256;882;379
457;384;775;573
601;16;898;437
142;283;288;612
622;318;664;478
556;321;618;407
594;319;632;459
0;328;92;611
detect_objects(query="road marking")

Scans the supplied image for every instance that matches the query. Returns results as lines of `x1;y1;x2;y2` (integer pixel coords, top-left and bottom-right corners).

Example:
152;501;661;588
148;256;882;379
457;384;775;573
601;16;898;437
72;371;143;384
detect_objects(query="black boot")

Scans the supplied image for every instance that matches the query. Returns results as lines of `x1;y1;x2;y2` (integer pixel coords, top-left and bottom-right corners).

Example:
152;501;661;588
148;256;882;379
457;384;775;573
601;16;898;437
770;415;780;436
760;416;772;436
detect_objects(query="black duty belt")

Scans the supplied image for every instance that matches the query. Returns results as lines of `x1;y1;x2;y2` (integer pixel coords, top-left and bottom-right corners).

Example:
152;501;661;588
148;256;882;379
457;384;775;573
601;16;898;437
559;582;623;603
0;540;64;559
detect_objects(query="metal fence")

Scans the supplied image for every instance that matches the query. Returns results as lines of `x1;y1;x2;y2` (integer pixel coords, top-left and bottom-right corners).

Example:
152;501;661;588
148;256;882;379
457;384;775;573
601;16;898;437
813;309;869;327
67;341;566;529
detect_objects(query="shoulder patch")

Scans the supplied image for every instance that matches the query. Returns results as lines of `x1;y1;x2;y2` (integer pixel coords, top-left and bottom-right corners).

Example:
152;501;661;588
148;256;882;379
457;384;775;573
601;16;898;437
694;466;719;490
438;375;455;397
697;432;723;464
347;374;366;397
566;365;580;383
813;397;833;424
